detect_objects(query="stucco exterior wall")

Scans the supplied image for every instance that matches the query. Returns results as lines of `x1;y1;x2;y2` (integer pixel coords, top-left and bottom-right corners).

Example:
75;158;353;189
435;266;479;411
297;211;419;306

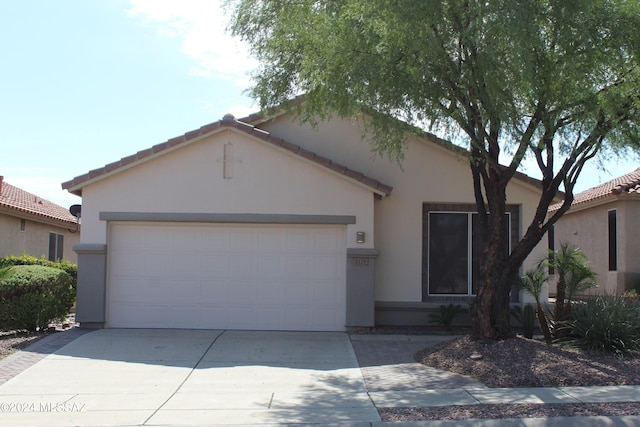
78;128;376;249
259;116;550;303
552;202;611;294
0;213;79;263
552;197;640;295
619;198;640;290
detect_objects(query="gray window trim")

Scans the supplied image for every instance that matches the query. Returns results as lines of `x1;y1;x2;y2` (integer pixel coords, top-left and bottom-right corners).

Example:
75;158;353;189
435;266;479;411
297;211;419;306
423;203;519;299
608;209;617;271
99;212;356;224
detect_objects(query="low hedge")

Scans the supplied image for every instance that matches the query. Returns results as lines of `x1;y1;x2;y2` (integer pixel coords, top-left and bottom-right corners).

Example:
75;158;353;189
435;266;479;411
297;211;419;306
0;265;76;331
0;254;77;289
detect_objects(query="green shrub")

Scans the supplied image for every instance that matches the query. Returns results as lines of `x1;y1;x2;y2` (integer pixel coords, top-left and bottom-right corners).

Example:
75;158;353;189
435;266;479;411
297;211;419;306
561;295;640;356
0;254;77;289
0;265;76;331
428;303;462;331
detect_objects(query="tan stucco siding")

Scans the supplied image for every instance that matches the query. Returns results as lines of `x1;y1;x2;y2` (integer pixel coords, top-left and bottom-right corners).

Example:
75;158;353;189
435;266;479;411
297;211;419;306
553;201;619;294
79;129;375;249
0;213;79;263
260;116;549;302
618;199;640;291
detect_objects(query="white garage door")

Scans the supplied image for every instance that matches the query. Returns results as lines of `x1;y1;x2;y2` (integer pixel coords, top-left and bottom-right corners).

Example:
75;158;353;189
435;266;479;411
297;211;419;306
106;223;346;331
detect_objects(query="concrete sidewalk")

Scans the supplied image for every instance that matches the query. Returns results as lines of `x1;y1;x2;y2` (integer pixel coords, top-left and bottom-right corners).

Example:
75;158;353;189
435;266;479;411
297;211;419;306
0;329;639;426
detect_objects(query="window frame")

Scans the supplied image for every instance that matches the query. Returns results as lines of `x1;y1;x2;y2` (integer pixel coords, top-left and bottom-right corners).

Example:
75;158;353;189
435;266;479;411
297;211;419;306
608;209;617;271
422;203;519;299
48;232;64;261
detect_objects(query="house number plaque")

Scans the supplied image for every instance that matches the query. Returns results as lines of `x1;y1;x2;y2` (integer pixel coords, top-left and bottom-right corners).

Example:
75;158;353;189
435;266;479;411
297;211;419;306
352;257;369;266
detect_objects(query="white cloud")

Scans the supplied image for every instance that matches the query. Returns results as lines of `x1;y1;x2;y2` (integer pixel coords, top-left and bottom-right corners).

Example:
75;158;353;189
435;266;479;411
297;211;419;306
127;0;257;88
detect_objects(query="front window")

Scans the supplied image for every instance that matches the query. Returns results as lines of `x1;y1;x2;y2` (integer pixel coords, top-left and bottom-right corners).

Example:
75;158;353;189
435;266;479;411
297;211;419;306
423;204;517;298
48;232;64;261
608;209;617;271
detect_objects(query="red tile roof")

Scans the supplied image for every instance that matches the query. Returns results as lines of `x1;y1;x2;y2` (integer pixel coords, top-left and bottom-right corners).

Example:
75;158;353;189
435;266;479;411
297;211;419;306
62;114;393;197
0;177;76;225
549;168;640;212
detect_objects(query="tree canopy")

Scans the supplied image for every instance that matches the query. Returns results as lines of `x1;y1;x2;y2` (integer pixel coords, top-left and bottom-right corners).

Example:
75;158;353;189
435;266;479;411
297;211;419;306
230;0;640;339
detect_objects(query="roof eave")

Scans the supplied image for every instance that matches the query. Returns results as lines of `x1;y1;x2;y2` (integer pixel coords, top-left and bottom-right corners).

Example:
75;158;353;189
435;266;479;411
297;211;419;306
0;205;77;228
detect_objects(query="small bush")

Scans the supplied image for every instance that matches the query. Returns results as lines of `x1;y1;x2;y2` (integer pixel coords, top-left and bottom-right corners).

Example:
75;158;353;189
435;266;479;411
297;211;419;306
428;303;462;331
561;295;640;356
0;254;77;289
0;265;76;331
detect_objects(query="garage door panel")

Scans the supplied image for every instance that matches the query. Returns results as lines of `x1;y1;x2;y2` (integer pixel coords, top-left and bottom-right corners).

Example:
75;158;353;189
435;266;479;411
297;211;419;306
313;281;342;304
201;229;228;250
284;281;312;304
315;230;342;252
229;254;258;276
201;254;229;276
173;229;201;250
113;227;146;248
257;280;285;303
258;230;284;250
258;255;286;277
286;256;315;278
315;256;341;279
173;253;202;274
144;229;173;248
200;280;228;299
170;280;201;299
286;230;312;251
228;281;257;303
144;253;174;277
172;306;203;328
107;223;346;330
110;251;145;275
229;229;257;250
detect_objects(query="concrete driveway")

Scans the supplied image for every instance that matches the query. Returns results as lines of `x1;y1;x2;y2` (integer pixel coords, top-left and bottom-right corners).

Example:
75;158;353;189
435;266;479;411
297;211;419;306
0;329;380;426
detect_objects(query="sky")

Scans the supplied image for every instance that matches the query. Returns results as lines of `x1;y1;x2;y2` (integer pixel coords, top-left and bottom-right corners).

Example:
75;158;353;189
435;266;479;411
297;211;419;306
0;0;637;209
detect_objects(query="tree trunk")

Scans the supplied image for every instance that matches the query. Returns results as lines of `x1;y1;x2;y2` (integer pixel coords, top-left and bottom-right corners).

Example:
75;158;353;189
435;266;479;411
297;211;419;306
470;205;516;340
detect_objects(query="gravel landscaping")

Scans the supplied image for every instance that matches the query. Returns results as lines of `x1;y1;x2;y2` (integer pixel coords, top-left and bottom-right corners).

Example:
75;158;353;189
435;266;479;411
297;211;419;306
416;335;640;388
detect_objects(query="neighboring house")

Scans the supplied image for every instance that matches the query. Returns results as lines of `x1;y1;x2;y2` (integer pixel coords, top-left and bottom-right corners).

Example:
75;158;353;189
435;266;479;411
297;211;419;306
549;168;640;295
62;111;552;330
0;176;80;263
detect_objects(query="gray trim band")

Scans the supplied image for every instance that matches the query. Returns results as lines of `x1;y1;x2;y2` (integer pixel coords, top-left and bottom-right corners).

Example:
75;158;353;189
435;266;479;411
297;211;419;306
73;244;107;254
347;248;380;257
99;212;356;225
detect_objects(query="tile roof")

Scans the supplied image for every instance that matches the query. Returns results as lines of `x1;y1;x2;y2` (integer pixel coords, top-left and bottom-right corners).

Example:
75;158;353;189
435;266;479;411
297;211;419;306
62;114;393;197
0;177;77;225
549;168;640;212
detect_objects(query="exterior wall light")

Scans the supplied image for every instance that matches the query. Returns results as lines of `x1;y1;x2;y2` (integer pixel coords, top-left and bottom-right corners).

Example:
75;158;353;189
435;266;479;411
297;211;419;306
356;231;366;244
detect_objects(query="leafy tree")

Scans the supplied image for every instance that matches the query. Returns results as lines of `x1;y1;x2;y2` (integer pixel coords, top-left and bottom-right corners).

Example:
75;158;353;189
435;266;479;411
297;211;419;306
229;0;640;339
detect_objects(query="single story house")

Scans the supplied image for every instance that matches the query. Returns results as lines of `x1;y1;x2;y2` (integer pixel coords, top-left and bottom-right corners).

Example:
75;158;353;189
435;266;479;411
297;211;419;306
62;111;551;330
549;168;640;295
0;176;80;263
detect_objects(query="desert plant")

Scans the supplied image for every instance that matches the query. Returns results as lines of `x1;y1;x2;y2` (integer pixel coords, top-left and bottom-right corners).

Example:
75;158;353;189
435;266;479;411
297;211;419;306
547;243;597;329
521;304;536;339
428;303;462;331
0;265;75;331
561;295;640;356
519;264;553;344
